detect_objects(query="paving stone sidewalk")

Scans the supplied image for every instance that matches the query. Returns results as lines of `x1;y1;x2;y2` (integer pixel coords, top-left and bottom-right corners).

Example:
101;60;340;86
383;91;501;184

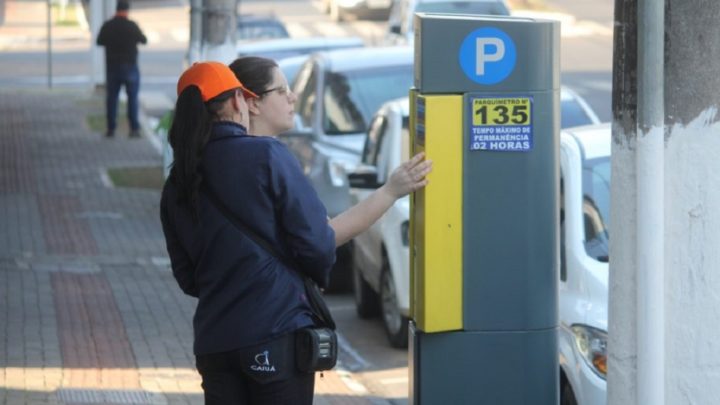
0;89;380;405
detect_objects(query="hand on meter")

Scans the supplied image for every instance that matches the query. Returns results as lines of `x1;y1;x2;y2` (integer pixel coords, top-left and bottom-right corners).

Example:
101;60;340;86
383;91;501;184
383;152;432;198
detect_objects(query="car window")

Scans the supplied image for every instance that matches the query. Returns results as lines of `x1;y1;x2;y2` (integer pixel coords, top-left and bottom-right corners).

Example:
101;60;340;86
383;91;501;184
561;99;594;129
279;59;305;87
363;115;387;165
294;62;317;128
582;156;610;262
237;20;289;40
322;66;413;135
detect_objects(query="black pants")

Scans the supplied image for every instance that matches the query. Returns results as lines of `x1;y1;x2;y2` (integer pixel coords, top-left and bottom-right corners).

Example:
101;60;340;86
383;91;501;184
196;333;315;405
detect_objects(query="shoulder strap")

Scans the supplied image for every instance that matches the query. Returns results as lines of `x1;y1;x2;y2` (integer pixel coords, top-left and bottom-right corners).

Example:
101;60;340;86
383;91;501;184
200;183;336;330
200;183;285;261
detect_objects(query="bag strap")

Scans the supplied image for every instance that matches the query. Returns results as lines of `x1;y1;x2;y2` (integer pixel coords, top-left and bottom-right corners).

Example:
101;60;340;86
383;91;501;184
200;183;336;329
201;183;285;261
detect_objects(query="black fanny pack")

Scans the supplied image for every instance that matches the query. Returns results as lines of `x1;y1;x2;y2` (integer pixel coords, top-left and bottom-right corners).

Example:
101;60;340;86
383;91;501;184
295;275;338;372
295;327;337;372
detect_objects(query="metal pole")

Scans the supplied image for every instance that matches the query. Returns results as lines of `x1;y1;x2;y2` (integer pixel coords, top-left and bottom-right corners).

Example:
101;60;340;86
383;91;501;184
636;0;664;403
188;0;202;64
47;0;53;88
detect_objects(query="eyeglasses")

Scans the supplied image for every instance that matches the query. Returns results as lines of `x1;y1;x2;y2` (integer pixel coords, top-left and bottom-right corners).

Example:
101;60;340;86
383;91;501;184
259;84;292;97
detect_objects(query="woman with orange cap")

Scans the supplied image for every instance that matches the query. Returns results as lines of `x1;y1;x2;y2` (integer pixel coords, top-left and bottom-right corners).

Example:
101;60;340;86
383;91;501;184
161;61;430;404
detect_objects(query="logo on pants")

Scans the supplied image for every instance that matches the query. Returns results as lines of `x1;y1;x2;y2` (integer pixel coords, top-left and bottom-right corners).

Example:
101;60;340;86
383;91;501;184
251;350;277;372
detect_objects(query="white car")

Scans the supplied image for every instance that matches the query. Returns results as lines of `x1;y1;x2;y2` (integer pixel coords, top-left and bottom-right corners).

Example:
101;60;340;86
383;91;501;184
347;96;608;405
347;97;412;348
558;123;609;405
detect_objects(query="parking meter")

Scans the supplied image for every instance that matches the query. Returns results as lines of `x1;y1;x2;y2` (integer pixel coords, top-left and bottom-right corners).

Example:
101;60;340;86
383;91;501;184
409;14;560;404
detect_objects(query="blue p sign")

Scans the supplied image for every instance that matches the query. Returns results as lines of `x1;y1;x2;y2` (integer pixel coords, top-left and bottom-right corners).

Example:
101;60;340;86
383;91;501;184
459;27;516;85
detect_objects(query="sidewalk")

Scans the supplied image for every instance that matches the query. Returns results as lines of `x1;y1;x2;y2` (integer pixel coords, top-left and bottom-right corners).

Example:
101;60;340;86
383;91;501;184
0;89;383;404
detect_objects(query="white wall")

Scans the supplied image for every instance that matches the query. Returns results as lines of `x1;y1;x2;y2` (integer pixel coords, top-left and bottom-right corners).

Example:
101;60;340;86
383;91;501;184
609;110;720;404
664;108;720;404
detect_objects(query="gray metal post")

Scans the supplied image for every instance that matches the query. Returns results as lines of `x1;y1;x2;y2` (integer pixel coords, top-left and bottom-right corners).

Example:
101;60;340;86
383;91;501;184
636;0;664;403
188;0;202;64
47;0;52;88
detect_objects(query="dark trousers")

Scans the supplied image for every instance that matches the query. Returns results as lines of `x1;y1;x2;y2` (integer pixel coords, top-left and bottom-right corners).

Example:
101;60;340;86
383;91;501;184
105;63;140;132
196;335;315;405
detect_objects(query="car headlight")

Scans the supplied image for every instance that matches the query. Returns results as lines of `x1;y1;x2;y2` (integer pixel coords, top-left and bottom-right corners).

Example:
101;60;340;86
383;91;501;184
571;324;607;379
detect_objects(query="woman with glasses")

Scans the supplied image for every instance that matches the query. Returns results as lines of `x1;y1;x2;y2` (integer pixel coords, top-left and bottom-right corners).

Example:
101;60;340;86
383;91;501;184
162;58;430;404
229;57;297;137
229;56;430;247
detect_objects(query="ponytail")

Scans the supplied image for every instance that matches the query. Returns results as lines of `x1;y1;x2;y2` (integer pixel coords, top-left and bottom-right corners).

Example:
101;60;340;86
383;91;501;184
167;86;239;221
168;86;212;220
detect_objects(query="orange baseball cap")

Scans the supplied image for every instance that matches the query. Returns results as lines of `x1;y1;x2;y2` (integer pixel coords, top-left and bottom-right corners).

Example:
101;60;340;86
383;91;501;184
177;61;258;102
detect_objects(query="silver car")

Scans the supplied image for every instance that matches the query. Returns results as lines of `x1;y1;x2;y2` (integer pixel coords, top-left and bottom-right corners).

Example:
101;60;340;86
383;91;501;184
280;46;414;290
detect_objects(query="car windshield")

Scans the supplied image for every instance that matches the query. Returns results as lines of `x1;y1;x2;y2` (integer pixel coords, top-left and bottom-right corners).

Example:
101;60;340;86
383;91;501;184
582;156;610;262
323;66;413;135
237;20;289;40
561;98;594;128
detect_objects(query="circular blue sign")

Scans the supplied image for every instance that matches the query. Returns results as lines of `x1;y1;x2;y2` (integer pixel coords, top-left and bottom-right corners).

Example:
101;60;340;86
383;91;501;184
458;27;517;85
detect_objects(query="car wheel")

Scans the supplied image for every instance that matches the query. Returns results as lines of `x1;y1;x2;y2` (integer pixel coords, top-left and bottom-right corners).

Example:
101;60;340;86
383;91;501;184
352;260;380;319
380;259;409;348
560;380;578;405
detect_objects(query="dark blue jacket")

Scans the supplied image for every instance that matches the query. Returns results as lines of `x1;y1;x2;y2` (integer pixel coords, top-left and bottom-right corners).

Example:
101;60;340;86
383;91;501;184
160;122;336;355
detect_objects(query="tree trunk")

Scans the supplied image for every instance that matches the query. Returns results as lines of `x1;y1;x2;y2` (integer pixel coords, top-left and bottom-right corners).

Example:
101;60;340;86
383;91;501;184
201;0;236;62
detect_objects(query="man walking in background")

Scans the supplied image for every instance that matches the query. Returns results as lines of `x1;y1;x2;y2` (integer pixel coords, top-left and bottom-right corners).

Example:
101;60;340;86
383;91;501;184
97;0;147;138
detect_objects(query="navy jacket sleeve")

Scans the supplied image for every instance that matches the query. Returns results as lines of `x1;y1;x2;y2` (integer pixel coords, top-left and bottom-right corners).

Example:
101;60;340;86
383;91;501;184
160;184;198;297
267;142;336;286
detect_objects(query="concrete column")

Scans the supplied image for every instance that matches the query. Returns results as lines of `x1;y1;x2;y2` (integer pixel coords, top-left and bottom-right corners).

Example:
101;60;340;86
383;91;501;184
90;0;104;87
200;0;236;63
609;0;720;404
663;0;720;403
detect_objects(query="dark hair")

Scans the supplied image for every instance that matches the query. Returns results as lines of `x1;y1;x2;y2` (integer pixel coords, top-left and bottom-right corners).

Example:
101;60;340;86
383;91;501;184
116;0;130;11
168;86;236;219
229;56;278;96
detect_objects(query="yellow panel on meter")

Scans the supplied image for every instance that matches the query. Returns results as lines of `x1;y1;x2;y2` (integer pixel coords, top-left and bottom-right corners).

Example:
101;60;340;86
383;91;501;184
410;92;463;333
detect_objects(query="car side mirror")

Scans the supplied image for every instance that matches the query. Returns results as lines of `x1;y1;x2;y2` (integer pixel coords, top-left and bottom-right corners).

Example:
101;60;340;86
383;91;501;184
348;165;381;189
